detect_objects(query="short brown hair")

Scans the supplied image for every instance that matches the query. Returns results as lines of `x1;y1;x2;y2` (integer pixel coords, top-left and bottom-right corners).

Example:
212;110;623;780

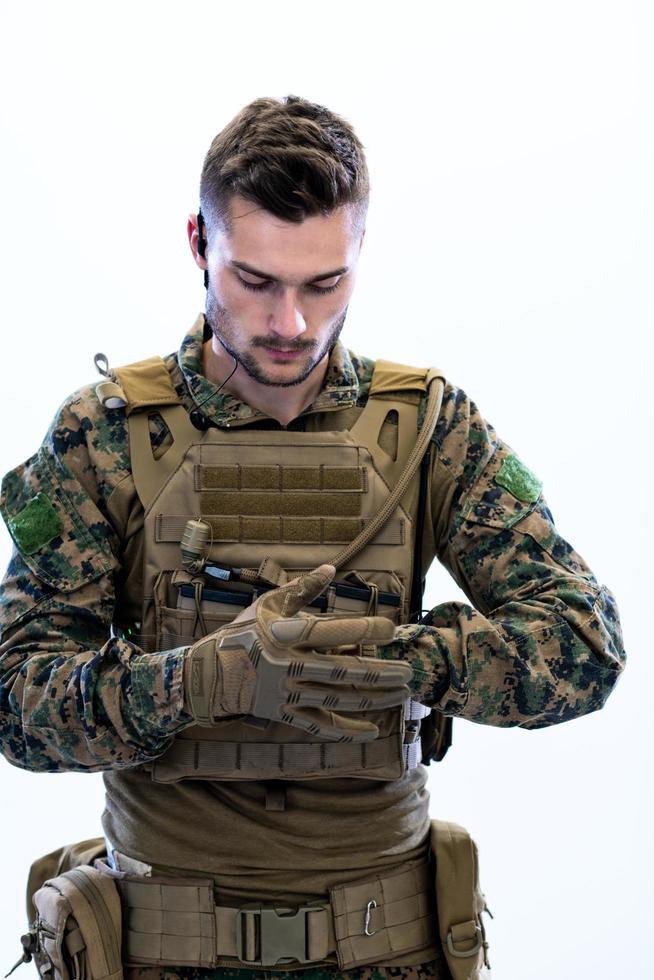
199;94;369;242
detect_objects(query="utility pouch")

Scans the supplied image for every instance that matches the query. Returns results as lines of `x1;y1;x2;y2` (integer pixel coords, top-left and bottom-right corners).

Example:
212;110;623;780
430;819;492;980
31;865;122;979
11;840;123;980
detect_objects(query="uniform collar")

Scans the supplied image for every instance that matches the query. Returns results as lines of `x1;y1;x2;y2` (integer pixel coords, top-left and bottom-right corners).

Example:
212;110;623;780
177;313;360;427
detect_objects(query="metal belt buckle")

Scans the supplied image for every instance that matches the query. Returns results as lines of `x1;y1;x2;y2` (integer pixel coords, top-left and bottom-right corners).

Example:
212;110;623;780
236;902;326;967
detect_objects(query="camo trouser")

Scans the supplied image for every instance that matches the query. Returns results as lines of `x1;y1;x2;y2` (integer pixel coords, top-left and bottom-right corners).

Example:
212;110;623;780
124;957;451;980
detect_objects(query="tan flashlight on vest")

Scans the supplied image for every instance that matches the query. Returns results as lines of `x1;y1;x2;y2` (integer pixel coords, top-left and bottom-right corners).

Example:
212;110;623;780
180;519;212;573
180;519;239;582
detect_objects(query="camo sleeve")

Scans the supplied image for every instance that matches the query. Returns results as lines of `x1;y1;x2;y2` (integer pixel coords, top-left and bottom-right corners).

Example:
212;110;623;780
384;383;625;728
0;395;192;773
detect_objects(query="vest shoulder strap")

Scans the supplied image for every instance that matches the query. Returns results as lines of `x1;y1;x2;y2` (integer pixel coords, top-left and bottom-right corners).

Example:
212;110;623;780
110;356;181;415
360;360;453;768
349;359;445;486
103;353;445;412
369;358;431;397
99;356;196;513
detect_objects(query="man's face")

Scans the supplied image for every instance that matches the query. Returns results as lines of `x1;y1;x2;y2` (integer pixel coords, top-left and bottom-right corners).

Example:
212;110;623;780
200;194;364;387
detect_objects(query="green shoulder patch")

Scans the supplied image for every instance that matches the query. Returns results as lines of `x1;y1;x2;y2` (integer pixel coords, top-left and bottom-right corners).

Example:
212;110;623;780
7;492;64;555
494;454;542;503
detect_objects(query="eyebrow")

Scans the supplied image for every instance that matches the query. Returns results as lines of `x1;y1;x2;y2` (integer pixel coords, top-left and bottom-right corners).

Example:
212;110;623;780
230;259;349;285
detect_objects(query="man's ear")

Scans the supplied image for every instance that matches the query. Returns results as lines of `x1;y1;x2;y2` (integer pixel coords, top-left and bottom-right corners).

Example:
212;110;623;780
187;213;207;271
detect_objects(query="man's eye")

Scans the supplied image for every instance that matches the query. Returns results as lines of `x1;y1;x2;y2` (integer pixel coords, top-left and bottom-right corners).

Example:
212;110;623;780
238;277;270;292
237;277;341;295
309;280;341;294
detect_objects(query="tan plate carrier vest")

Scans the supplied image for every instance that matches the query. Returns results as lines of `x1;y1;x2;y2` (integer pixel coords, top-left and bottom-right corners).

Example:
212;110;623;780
17;357;493;978
101;355;447;786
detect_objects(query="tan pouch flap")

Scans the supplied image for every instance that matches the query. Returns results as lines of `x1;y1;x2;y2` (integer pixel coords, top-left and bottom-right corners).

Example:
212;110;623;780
113;356;181;414
27;837;106;924
33;866;122;980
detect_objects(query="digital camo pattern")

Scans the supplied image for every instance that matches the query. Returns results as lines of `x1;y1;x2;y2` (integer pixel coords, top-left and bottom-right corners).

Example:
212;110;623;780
124;958;446;980
0;314;625;772
379;405;625;727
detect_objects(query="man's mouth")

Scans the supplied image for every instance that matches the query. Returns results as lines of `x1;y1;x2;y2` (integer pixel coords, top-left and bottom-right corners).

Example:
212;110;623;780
260;345;307;360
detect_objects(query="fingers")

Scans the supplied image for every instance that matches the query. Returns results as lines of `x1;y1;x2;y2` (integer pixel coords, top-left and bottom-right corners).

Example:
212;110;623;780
278;705;381;743
318;615;395;647
260;563;336;620
281;563;337;617
274;614;396;649
284;683;412;712
284;652;412;689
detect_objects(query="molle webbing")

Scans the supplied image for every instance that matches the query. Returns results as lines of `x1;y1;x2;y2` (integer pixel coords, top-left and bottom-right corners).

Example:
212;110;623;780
104;856;436;970
202;490;361;517
195;463;367;544
155;515;405;547
200;463;367;492
198;516;364;546
150;730;406;784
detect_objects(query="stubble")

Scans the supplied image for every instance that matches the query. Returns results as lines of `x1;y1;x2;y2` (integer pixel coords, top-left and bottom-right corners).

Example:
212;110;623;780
205;291;348;388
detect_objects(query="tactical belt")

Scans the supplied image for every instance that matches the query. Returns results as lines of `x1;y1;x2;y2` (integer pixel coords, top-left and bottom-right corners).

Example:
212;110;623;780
100;855;437;970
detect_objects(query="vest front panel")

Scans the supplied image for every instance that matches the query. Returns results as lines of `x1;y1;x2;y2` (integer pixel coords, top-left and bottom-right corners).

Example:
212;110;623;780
137;417;426;784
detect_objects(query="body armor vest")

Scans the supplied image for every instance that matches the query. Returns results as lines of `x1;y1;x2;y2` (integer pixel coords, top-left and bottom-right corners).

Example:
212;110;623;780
101;354;450;787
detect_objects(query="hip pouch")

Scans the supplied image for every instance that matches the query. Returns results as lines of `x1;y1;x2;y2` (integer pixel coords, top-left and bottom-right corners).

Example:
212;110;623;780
10;841;122;980
430;819;492;980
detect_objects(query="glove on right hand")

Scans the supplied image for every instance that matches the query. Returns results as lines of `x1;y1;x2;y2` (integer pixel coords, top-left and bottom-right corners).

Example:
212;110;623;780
184;563;412;742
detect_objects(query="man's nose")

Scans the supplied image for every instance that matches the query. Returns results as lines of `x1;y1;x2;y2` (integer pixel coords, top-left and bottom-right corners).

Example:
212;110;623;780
269;289;307;340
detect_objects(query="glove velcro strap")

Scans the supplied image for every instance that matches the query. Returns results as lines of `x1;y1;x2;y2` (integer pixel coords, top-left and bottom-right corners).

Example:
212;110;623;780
184;639;219;724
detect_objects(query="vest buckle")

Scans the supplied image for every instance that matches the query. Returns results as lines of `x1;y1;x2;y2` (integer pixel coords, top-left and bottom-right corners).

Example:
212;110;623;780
235;902;327;966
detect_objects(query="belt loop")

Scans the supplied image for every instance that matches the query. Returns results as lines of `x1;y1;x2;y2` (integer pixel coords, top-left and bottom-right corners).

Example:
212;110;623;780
264;782;287;811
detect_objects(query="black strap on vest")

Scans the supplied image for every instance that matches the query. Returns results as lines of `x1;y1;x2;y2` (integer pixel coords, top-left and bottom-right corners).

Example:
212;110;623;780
409;444;431;624
408;442;453;765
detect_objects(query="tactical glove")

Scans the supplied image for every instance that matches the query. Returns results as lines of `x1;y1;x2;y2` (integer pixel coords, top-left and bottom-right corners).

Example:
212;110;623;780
184;564;413;742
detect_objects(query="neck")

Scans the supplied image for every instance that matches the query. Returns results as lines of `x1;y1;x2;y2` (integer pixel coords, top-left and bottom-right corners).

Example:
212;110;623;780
202;337;330;427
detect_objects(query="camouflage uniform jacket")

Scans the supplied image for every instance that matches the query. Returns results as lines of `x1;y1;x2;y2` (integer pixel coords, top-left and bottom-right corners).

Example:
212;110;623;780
0;314;625;774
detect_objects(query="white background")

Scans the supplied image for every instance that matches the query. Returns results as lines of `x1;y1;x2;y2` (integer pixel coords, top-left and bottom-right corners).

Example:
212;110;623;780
0;1;652;977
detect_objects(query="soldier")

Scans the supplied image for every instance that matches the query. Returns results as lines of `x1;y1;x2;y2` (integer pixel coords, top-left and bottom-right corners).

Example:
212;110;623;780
0;95;625;979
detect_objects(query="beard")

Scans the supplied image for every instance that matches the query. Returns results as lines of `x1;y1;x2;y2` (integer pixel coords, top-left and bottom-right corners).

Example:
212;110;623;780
205;289;348;388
